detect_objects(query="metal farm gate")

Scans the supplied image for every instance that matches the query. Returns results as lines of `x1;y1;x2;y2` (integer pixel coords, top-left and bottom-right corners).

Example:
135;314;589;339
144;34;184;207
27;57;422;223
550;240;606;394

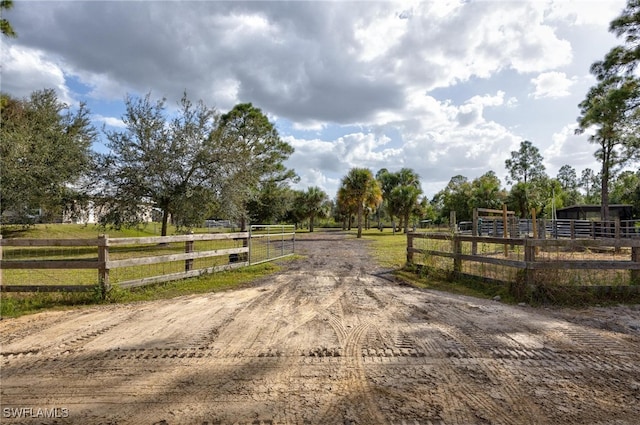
249;224;296;265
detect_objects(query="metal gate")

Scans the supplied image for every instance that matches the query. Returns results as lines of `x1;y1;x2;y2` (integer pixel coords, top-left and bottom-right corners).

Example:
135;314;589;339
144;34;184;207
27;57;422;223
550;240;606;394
249;225;296;265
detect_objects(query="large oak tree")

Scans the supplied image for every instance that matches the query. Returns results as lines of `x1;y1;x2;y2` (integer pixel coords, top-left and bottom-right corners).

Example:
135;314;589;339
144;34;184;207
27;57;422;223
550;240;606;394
97;96;295;234
0;89;95;223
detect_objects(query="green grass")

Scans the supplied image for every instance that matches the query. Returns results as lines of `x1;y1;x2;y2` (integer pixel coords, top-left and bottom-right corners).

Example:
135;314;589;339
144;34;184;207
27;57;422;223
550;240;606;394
0;260;288;318
359;228;408;269
1;222;238;239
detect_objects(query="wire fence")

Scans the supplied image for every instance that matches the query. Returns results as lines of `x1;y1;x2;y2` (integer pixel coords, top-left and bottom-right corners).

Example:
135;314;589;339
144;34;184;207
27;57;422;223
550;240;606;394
407;232;640;288
249;225;296;265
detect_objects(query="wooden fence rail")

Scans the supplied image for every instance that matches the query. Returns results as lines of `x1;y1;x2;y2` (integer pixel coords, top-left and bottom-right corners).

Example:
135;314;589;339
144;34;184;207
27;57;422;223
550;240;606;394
407;232;640;287
0;229;294;296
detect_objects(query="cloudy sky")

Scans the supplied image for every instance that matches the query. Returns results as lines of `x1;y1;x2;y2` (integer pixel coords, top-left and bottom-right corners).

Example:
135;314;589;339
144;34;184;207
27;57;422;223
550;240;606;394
1;0;630;198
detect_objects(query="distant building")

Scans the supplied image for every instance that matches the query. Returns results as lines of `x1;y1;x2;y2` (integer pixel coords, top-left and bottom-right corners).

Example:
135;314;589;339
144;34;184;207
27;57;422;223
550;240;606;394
556;204;633;221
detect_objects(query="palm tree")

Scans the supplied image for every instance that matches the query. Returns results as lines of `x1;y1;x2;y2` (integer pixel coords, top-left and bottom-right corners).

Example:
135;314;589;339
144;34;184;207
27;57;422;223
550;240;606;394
396;168;422;232
376;168;400;228
364;179;383;231
336;186;356;230
301;186;329;232
340;168;382;238
391;185;422;233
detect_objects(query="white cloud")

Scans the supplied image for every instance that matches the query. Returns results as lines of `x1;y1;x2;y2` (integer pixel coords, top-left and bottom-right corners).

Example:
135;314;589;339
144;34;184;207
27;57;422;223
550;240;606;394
544;123;599;175
284;89;521;197
1;45;74;104
544;0;626;27
3;0;632;199
530;72;576;99
93;115;126;129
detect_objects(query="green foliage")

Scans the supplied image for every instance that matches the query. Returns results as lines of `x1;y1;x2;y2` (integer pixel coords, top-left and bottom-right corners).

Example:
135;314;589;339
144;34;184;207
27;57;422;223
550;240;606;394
433;175;472;221
97;92;219;235
433;172;508;222
577;0;640;220
213;103;297;229
610;170;640;217
95;96;297;235
504;140;546;185
580;168;602;204
339;168;382;238
380;168;423;233
1;0;16;38
246;181;296;225
470;171;506;210
0;90;96;224
295;186;330;232
557;165;583;206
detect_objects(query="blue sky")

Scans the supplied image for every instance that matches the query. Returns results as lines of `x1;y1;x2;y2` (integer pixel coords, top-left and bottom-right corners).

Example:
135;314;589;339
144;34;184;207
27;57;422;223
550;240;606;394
1;0;632;198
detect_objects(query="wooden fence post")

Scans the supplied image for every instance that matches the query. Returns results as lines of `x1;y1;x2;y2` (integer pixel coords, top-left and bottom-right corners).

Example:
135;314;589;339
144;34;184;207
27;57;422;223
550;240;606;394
472;208;478;255
453;235;462;274
185;234;194;272
570;220;575;239
524;238;536;287
97;234;110;299
503;204;509;257
531;209;537;239
0;235;3;287
407;233;414;264
632;247;640;285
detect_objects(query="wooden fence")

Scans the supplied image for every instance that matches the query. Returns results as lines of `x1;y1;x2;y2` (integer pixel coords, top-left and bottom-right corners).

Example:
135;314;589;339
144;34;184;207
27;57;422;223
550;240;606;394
0;228;295;296
407;232;640;288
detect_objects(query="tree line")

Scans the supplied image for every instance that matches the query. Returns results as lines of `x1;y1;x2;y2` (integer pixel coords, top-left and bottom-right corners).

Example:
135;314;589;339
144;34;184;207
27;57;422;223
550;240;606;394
2;89;638;237
431;140;640;223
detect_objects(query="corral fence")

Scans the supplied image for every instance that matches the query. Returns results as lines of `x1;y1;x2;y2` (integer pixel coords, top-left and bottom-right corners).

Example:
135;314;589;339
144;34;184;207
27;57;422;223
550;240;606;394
458;207;640;240
407;232;640;296
0;225;295;297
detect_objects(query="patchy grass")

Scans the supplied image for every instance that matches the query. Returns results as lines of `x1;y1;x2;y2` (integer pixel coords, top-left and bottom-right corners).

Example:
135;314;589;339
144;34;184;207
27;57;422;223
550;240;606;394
396;267;513;302
361;228;512;302
362;228;640;306
359;228;408;269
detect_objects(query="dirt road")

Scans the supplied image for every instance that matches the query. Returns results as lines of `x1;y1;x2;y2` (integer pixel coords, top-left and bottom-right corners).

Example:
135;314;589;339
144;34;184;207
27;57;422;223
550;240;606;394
2;231;640;424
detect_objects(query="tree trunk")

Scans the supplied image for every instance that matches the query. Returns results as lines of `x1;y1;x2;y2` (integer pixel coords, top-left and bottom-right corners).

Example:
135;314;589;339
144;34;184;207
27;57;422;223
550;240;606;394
240;216;247;232
309;214;315;232
403;211;410;233
601;143;611;223
357;204;363;238
161;208;170;237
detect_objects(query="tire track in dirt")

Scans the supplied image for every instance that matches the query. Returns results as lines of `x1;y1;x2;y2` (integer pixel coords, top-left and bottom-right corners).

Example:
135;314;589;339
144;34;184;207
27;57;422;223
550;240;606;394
317;314;385;424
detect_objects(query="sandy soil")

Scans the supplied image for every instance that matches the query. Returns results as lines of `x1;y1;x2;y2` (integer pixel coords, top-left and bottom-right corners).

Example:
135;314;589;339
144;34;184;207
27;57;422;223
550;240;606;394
1;231;640;425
